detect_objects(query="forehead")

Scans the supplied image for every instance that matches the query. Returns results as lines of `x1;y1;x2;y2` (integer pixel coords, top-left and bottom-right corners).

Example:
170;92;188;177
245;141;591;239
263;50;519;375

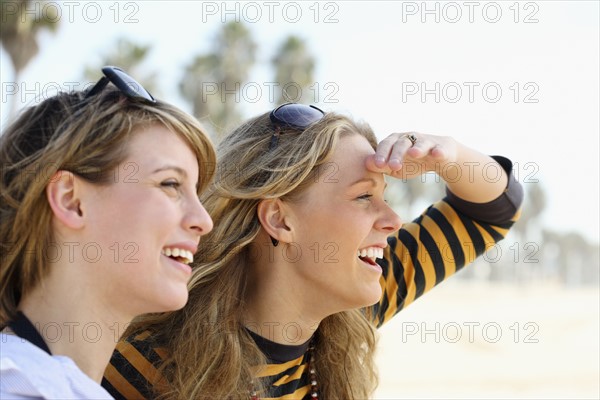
126;125;197;168
325;134;378;182
128;125;184;150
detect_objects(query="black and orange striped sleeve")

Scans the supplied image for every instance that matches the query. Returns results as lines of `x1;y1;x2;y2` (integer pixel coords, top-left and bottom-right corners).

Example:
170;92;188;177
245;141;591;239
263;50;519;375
102;331;168;400
370;156;523;327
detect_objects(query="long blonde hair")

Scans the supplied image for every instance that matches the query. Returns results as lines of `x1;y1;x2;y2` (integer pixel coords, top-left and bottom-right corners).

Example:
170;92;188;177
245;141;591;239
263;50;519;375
0;87;215;326
128;111;380;399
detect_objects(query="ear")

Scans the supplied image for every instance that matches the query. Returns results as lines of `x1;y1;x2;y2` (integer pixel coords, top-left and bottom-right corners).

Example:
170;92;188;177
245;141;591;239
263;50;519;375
46;170;85;230
257;199;293;244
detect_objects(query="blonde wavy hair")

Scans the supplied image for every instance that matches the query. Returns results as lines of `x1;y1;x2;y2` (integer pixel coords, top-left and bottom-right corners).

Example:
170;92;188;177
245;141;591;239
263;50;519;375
128;111;381;399
0;87;215;326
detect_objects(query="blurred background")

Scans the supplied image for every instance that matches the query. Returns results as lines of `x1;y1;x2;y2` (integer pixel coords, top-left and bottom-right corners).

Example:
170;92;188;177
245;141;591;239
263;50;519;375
1;0;598;398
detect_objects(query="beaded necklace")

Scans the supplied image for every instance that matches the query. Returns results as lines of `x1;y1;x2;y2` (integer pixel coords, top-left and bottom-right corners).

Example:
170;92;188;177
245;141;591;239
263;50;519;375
250;340;319;400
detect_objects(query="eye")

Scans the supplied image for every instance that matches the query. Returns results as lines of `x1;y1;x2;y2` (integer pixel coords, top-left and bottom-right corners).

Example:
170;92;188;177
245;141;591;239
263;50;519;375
161;180;181;190
357;193;373;201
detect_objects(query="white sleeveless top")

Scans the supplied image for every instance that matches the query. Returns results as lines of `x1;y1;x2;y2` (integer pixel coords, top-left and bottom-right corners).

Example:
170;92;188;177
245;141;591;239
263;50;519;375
0;333;113;399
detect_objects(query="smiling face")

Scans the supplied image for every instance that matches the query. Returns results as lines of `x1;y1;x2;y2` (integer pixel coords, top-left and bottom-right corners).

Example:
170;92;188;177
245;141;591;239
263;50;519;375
79;124;213;317
283;133;402;313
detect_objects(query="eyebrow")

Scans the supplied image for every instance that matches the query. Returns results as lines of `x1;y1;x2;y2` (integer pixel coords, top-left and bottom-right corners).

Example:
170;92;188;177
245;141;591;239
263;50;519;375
152;165;188;178
350;177;388;189
153;165;202;190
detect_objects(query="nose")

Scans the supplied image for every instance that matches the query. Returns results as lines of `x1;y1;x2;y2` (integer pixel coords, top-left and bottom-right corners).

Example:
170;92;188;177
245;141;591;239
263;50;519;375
184;195;213;237
374;201;402;234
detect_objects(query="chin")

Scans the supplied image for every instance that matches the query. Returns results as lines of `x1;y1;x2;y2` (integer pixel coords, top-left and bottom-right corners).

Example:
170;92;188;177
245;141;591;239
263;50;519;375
153;291;189;313
364;292;383;307
351;286;383;309
170;292;190;311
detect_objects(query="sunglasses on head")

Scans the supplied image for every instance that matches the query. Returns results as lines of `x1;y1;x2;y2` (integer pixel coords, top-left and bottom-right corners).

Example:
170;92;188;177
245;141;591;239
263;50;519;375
85;66;155;102
268;103;325;150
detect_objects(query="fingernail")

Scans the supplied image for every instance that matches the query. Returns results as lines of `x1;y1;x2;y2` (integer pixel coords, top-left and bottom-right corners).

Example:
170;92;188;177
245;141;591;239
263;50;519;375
375;155;386;166
389;158;401;169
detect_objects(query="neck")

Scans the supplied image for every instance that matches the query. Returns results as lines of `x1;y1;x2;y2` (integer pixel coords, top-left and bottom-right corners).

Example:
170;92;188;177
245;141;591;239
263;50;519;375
244;300;320;346
244;254;330;346
19;271;130;383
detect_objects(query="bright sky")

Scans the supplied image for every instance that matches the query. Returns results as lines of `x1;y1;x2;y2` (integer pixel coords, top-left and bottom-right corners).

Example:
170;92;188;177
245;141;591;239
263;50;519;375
1;0;598;242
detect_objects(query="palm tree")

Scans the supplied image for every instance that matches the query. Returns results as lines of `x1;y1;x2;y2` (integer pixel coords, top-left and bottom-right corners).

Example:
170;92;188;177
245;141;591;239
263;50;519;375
180;54;221;131
271;36;315;105
179;21;256;139
0;0;60;117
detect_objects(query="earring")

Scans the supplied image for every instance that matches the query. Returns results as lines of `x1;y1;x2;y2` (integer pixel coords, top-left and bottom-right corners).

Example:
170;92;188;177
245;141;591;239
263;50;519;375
270;236;279;247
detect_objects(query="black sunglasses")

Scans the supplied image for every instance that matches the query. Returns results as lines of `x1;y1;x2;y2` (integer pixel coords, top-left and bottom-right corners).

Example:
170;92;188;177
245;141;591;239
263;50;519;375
85;66;155;102
268;103;325;150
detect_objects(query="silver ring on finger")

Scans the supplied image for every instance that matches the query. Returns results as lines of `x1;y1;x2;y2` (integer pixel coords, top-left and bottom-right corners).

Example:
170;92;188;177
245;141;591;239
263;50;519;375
403;133;417;147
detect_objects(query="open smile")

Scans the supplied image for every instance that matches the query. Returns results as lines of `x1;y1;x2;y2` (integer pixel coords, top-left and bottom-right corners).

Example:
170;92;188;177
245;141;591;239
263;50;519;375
357;246;384;272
